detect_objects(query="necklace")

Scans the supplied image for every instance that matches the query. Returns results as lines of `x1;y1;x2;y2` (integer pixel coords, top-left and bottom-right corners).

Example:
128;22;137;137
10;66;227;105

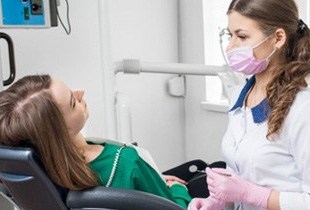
106;144;126;187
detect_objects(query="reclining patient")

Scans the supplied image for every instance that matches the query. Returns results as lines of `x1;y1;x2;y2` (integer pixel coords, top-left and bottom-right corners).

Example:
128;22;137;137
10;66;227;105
0;74;191;208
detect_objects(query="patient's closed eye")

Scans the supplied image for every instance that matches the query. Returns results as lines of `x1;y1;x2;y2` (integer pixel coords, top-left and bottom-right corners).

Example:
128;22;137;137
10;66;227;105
70;92;76;108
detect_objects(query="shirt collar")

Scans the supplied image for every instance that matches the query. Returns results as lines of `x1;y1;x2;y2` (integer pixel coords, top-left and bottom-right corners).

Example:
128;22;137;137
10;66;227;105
230;76;270;123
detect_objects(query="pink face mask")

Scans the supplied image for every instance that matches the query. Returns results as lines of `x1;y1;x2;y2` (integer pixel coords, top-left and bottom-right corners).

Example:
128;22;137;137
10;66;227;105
226;37;276;75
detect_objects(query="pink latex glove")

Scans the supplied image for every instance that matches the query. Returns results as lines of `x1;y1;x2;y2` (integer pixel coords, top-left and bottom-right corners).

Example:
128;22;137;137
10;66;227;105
206;168;271;209
188;197;225;210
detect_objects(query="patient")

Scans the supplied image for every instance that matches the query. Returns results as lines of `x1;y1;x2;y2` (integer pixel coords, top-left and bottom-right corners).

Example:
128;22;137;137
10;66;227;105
0;74;191;208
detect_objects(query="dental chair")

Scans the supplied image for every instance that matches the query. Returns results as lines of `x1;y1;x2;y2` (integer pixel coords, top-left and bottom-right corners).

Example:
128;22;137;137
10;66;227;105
0;144;223;210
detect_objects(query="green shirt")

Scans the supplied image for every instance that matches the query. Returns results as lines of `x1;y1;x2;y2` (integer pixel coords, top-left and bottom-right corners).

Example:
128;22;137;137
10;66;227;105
89;142;191;208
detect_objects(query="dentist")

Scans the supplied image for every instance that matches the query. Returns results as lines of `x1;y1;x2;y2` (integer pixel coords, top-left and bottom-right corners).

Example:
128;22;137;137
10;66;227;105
189;0;310;209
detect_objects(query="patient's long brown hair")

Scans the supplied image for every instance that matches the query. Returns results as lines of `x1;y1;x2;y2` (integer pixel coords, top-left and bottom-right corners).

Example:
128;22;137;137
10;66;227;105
0;75;98;190
228;0;310;139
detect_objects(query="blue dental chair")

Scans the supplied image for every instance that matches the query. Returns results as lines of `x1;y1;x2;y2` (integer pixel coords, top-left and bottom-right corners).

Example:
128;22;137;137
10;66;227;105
0;144;221;210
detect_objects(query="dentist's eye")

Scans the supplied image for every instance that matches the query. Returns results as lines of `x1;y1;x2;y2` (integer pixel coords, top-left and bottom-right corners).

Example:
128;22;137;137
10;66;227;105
237;34;248;41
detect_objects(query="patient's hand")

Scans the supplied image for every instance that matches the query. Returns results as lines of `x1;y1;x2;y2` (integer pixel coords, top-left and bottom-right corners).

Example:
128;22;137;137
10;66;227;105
163;175;187;187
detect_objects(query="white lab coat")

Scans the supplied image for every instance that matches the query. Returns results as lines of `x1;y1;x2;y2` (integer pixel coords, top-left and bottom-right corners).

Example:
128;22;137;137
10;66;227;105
222;77;310;210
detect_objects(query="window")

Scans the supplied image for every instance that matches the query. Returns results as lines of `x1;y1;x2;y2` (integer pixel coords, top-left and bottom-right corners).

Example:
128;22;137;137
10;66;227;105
203;0;230;66
202;0;231;110
297;0;310;23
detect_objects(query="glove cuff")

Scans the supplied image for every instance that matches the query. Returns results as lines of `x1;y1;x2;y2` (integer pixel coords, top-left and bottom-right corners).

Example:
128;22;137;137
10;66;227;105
245;183;272;209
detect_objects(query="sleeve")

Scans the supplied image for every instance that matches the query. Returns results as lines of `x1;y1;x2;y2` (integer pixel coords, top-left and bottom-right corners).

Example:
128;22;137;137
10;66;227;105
132;158;191;208
169;183;192;208
280;93;310;210
280;192;310;210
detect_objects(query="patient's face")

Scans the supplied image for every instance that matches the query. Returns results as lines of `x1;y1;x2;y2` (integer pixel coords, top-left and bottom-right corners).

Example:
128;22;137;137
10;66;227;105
50;78;89;137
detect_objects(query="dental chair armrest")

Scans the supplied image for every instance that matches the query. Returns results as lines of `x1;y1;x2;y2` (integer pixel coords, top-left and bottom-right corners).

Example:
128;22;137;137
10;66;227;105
66;186;185;210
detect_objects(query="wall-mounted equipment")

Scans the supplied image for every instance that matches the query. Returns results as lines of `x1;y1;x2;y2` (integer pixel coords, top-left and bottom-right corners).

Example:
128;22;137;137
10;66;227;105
0;0;57;28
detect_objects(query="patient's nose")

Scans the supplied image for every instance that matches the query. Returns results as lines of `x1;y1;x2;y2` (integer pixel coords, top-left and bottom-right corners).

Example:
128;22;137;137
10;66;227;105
73;90;84;102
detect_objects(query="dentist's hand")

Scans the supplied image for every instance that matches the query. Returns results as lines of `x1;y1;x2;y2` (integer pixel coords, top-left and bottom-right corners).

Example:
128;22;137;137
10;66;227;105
188;197;225;210
206;168;271;209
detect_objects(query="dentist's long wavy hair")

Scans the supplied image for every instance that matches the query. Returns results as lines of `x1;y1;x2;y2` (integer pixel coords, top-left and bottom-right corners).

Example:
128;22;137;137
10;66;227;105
0;75;98;190
228;0;310;139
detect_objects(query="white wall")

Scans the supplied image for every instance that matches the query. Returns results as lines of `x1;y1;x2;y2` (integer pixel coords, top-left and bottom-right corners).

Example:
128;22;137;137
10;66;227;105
180;0;228;163
109;0;186;170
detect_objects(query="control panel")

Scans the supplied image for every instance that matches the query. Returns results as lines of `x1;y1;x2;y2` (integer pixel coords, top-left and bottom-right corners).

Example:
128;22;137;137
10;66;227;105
0;0;57;28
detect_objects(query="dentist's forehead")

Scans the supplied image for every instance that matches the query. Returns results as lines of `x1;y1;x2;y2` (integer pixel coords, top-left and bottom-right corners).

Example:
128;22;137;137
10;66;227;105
227;11;261;33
